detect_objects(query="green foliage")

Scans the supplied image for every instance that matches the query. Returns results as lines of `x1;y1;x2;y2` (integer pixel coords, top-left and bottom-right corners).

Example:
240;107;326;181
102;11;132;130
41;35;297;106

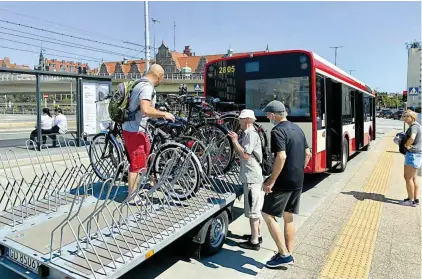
376;93;404;108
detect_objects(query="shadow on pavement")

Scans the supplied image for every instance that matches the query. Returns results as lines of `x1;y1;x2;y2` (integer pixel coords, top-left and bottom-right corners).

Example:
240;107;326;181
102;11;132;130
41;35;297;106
341;190;403;205
302;173;330;193
200;247;265;276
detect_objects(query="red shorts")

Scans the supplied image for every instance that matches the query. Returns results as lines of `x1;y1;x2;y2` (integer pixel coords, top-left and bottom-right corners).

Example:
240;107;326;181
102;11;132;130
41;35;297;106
122;130;151;173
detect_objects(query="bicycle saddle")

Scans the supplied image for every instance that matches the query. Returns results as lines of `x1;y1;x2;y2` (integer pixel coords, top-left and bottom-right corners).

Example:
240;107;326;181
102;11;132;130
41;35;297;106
168;122;183;129
148;119;168;128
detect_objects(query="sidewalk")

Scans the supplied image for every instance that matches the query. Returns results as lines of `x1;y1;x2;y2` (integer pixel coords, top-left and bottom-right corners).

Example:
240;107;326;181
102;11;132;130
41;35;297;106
257;132;421;279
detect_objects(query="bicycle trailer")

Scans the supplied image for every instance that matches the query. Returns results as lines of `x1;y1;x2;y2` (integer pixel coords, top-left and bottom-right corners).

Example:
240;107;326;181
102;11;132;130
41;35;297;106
0;136;242;279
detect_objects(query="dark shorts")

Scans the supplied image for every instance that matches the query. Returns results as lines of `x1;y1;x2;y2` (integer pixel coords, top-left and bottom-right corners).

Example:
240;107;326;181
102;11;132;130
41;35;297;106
261;189;302;217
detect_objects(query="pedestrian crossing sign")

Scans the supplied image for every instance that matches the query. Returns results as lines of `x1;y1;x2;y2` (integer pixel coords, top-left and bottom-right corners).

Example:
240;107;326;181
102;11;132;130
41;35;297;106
408;87;419;95
194;84;202;92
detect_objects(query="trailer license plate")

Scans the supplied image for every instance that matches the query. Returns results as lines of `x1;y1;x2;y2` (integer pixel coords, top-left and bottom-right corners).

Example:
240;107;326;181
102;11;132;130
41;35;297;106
6;248;39;273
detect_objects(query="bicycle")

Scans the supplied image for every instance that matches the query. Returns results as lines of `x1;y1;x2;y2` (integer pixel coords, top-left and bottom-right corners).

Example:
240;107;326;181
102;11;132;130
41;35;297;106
88;117;211;200
156;94;236;174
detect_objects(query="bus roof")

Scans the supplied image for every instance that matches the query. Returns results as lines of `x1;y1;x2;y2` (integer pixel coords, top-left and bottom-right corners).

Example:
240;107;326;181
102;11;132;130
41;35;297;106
205;49;375;96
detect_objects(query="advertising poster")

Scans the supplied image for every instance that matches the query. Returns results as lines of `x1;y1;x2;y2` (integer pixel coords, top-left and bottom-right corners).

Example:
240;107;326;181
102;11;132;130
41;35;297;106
96;83;111;131
82;82;97;135
82;81;111;134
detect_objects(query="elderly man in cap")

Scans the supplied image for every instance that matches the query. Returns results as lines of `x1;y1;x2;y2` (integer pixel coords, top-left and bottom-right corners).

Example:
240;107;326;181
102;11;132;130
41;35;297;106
228;109;264;251
260;100;312;268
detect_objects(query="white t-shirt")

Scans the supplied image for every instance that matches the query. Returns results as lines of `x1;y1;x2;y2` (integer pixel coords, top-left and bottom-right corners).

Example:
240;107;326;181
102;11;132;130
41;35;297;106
54;114;68;133
41;115;53;130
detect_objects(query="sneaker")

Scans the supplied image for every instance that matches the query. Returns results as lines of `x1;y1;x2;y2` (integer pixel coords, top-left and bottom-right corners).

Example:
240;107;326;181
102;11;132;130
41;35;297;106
238;240;260;251
242;234;263;244
400;200;416;207
414;199;419;205
266;253;294;268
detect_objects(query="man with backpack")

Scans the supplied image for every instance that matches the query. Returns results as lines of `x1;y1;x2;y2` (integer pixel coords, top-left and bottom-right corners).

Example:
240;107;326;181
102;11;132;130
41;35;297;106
228;109;265;251
122;64;175;197
261;100;312;268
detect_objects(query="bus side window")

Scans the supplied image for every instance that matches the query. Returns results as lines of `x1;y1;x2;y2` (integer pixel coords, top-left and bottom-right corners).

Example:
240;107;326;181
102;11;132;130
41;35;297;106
342;84;353;124
316;74;326;129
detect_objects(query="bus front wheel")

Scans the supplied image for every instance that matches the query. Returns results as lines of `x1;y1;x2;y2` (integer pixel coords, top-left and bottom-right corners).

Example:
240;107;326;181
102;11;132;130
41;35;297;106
340;138;349;172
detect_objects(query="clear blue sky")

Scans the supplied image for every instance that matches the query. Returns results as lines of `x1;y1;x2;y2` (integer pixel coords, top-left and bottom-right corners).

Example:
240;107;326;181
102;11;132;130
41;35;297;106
0;1;420;93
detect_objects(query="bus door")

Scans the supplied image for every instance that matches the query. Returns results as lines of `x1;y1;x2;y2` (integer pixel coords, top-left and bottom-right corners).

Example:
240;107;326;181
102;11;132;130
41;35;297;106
355;91;364;150
325;78;343;169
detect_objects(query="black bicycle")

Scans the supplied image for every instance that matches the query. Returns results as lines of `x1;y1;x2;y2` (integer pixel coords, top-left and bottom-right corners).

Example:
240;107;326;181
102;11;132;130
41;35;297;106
156;94;236;174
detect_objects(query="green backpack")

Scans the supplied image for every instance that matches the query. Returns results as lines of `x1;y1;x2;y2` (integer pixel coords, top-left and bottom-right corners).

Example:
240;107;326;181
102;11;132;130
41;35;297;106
108;79;143;124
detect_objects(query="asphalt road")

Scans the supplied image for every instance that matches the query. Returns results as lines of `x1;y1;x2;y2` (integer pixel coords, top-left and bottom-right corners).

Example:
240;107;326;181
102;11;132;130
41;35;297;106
0;118;404;279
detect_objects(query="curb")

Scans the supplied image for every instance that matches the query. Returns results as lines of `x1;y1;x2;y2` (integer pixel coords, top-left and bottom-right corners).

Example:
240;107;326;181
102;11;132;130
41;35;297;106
0;121;77;129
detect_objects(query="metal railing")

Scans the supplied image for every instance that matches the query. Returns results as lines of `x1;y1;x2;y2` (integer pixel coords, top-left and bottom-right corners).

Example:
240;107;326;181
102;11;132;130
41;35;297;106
0;72;204;81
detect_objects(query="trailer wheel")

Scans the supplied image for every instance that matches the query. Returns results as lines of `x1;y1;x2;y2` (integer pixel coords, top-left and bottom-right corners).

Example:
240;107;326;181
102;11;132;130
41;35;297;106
202;211;229;255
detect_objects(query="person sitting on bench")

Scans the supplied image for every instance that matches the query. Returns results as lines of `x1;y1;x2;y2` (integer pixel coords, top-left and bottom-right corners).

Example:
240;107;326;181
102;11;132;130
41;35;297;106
29;108;53;145
50;108;68;147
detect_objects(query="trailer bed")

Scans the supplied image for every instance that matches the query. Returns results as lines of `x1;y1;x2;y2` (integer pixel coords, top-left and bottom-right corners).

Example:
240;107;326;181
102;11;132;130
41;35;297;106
0;138;241;279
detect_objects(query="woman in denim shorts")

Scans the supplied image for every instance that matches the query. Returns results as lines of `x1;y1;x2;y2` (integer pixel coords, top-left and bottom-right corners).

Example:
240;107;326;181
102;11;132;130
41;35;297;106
401;110;421;207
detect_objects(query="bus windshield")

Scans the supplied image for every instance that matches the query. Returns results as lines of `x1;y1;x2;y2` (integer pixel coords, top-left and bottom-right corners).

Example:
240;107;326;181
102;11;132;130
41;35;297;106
205;52;312;120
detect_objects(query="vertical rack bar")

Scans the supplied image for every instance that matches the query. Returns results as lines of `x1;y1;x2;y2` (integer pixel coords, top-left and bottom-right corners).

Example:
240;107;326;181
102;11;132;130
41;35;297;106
36;73;41;150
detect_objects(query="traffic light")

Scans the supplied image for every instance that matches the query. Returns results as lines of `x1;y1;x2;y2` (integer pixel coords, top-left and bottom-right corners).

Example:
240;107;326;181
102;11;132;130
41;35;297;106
402;90;407;102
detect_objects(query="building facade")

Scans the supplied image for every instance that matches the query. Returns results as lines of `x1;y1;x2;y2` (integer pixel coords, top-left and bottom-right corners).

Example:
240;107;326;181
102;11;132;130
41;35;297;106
95;42;264;78
36;50;89;73
406;42;421;109
0;57;30;70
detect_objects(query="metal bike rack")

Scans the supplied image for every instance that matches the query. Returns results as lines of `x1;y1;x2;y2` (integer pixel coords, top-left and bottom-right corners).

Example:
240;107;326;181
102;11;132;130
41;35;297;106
0;135;241;279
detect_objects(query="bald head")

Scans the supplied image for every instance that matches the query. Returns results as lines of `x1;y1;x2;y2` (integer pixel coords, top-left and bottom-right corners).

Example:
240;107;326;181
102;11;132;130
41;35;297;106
146;64;165;86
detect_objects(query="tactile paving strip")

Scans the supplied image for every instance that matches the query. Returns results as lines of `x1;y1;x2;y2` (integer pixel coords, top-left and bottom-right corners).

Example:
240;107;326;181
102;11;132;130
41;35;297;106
319;138;396;279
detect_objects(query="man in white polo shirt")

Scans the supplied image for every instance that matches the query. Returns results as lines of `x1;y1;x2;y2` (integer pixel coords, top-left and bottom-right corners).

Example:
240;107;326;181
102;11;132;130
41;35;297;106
228;109;264;251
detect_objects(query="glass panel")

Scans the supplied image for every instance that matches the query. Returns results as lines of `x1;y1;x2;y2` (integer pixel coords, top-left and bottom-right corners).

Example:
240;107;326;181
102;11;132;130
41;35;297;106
245;76;310;117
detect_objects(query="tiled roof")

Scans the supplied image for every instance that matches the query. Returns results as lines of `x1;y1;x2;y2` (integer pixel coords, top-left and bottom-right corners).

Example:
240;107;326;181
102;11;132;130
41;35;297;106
176;54;225;72
100;59;156;75
98;44;269;75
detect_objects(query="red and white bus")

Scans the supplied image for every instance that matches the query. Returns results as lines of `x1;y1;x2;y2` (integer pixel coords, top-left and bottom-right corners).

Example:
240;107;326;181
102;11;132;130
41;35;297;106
204;50;376;173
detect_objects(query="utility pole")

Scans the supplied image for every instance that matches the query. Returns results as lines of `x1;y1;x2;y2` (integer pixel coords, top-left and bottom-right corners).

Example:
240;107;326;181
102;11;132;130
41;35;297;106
329;46;343;66
349;69;355;75
151;18;160;58
144;0;150;73
173;18;176;52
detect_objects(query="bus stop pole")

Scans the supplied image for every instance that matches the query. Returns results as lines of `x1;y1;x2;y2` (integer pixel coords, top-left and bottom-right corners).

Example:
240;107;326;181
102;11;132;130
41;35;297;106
36;74;42;150
76;77;81;147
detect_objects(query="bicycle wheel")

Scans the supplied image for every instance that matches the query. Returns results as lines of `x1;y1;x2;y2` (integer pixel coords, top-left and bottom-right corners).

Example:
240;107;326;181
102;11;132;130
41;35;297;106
220;113;241;134
176;136;211;177
152;143;201;201
89;132;124;180
190;123;235;174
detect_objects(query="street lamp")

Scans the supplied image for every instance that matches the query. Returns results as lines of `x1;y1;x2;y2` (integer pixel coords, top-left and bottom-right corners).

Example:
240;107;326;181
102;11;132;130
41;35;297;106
329;46;343;66
151;18;160;58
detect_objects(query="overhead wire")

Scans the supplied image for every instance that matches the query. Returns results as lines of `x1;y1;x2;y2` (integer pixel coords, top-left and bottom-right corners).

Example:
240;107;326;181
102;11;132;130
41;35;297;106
0;7;139;46
0;45;102;62
0;19;158;52
1;37;105;61
0;29;143;59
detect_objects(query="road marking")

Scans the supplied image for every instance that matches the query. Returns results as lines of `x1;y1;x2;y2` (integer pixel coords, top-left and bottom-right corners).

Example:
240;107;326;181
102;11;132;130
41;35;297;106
319;134;396;279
